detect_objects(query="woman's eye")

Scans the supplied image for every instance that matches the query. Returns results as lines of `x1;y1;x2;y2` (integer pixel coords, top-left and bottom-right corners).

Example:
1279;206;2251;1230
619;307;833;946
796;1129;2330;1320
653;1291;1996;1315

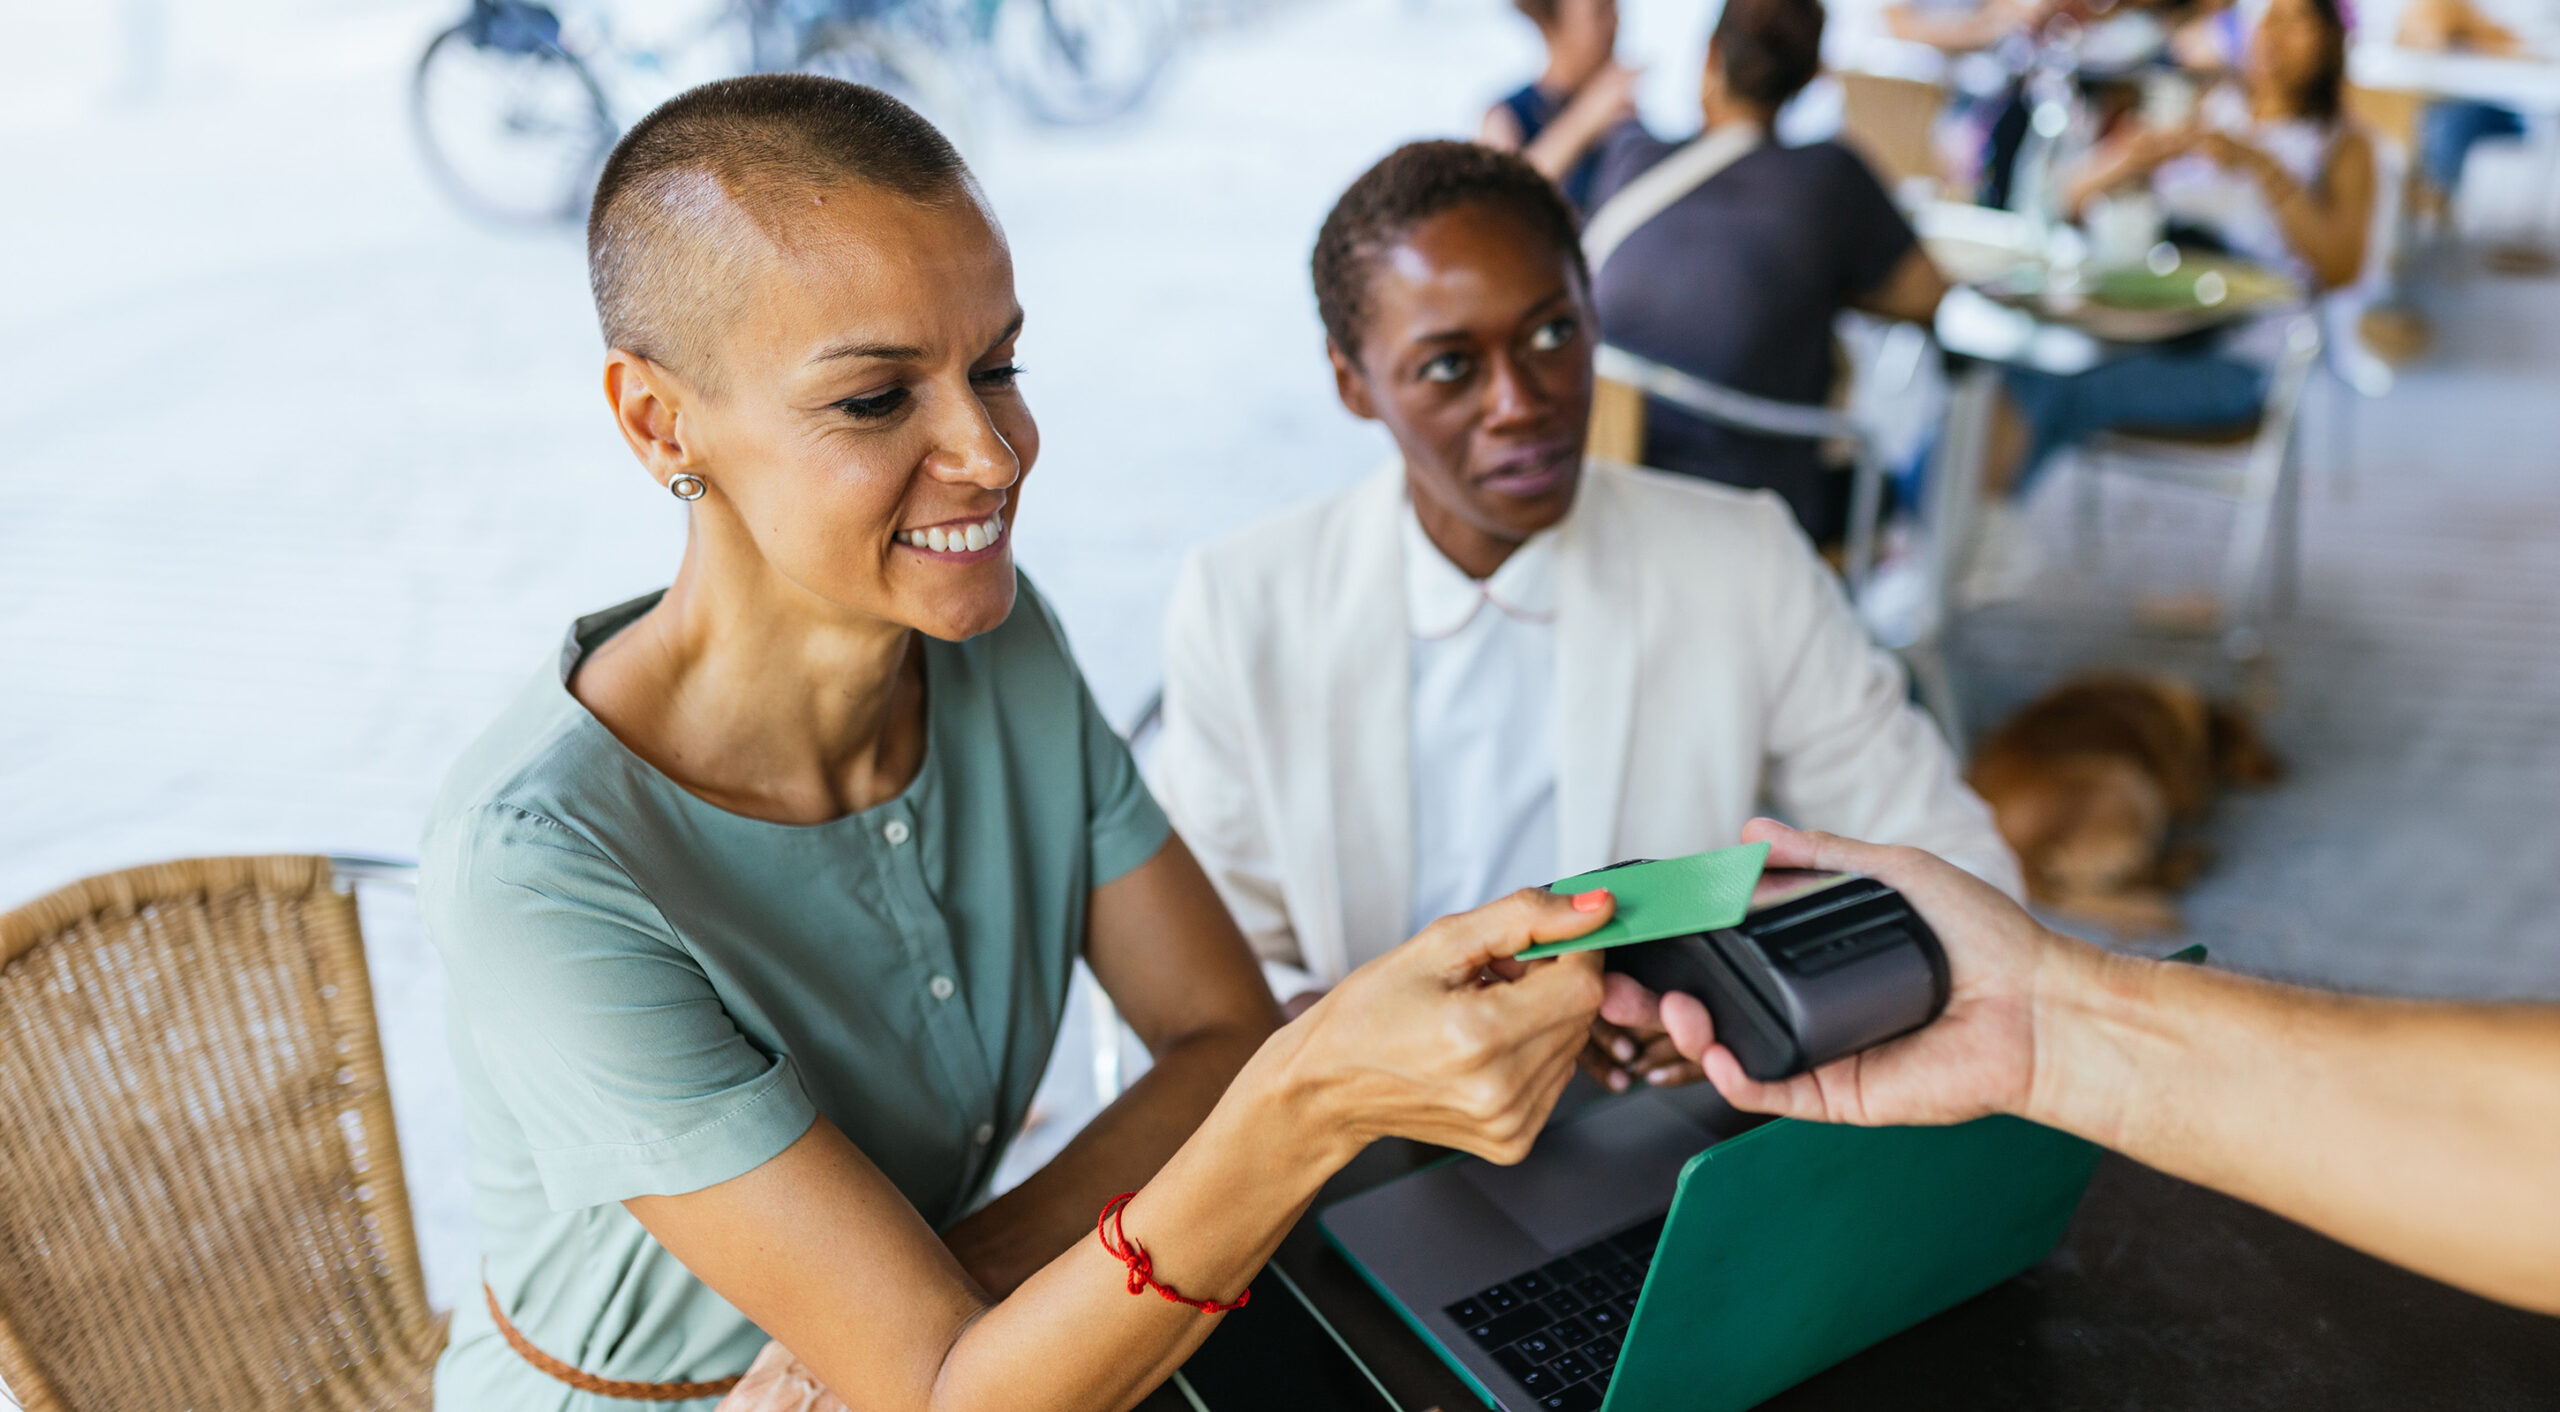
834;387;909;421
973;362;1025;391
1420;352;1471;384
1529;317;1578;353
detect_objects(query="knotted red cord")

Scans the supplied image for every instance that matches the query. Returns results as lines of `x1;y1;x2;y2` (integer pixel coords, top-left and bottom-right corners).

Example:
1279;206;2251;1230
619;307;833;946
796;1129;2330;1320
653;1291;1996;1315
1095;1193;1252;1314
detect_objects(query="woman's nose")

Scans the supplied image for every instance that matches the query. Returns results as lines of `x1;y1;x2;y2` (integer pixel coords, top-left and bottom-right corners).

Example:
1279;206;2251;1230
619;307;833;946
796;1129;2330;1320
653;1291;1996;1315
927;385;1023;491
1482;356;1548;430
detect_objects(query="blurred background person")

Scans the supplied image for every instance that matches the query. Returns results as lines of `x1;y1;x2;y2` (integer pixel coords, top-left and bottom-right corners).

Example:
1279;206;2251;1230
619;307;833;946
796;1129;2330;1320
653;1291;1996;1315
1579;0;1953;548
1478;0;1641;210
1990;0;2378;498
2396;0;2537;209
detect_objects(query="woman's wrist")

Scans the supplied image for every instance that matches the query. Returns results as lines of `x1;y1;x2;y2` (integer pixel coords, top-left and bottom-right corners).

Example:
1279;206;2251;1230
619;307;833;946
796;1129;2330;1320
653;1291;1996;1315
1221;1021;1368;1180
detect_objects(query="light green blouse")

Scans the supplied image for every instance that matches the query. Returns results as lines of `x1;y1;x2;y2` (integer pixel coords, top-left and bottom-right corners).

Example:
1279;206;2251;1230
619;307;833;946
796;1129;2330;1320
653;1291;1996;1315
420;578;1170;1410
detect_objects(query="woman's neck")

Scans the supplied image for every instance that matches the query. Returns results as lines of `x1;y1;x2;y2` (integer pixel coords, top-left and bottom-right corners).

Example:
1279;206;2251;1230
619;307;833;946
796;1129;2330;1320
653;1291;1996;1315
1411;484;1524;581
1701;89;1773;135
2248;76;2321;125
574;525;928;825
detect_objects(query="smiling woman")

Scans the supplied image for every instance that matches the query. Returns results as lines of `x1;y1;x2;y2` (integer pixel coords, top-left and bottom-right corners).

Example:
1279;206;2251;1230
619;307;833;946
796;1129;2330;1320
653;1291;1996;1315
417;76;1619;1412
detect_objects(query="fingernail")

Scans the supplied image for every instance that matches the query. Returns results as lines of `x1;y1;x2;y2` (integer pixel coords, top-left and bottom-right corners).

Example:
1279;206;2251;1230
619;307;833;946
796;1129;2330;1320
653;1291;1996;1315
1647;1068;1678;1086
1571;888;1611;913
1607;1069;1631;1092
1611;1038;1636;1061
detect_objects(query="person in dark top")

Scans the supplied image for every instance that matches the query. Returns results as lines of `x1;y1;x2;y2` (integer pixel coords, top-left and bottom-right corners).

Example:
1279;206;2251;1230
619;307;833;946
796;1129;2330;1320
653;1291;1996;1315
1479;0;1638;211
1582;0;1949;546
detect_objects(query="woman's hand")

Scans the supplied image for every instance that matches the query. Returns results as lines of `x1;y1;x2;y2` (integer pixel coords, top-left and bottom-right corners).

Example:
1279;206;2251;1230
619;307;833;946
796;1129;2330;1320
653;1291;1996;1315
1600;818;2071;1128
1272;887;1613;1165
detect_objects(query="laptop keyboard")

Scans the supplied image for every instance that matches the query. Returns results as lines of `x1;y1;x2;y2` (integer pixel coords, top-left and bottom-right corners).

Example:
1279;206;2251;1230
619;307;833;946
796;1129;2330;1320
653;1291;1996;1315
1441;1212;1664;1412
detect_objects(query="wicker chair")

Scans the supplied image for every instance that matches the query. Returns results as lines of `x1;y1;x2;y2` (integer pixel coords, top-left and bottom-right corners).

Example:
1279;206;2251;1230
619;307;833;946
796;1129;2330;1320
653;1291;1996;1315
0;857;445;1411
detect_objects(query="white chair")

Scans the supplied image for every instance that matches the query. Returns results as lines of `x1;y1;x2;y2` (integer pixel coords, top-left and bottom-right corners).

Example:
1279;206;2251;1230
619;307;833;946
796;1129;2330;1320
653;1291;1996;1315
1591;344;1896;598
2072;314;2326;661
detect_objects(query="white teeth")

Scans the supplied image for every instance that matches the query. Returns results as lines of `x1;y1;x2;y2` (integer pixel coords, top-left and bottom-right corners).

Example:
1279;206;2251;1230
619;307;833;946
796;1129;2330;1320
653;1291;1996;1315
904;511;1005;553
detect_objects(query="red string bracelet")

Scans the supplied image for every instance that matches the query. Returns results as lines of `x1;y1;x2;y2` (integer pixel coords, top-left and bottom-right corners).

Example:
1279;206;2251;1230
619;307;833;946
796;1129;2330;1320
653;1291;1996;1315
1096;1193;1251;1314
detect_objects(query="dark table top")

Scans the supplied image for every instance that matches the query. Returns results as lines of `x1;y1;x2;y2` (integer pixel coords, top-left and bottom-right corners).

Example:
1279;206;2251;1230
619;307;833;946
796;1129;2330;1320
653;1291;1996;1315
1144;1136;2560;1412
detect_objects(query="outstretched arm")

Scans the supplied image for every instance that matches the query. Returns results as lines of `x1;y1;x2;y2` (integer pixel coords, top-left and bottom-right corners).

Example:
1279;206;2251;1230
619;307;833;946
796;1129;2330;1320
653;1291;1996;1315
1609;817;2560;1315
941;835;1281;1294
631;888;1613;1411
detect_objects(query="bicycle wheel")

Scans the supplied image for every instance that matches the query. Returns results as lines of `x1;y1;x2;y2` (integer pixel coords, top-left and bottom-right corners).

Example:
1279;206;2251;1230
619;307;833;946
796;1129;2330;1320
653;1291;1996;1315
986;0;1176;125
800;17;979;151
411;14;616;225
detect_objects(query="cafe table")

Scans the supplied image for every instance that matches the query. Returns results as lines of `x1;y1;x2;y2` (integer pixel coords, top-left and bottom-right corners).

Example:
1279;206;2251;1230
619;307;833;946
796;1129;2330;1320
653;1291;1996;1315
1138;1108;2560;1412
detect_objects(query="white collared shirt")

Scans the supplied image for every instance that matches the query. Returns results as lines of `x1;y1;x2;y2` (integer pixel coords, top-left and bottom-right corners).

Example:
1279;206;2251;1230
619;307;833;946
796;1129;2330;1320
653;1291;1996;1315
1403;504;1560;938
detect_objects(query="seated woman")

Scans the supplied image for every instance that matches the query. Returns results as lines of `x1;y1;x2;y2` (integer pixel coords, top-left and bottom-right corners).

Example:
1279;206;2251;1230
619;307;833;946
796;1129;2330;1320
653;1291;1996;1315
1576;0;1951;548
1150;142;2017;1093
1477;0;1638;211
1995;0;2375;493
422;76;1613;1410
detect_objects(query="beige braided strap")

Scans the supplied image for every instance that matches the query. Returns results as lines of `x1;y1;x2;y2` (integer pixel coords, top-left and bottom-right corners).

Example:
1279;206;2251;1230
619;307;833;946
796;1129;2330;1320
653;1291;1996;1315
484;1283;744;1403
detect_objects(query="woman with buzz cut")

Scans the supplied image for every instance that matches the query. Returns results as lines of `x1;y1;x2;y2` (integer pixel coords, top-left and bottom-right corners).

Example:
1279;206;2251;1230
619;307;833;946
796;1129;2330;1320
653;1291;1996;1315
1149;141;2018;1094
422;77;1620;1410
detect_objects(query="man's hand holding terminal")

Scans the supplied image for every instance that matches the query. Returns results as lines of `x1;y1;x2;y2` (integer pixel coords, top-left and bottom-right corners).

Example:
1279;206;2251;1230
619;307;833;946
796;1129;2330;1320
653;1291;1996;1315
1602;817;2560;1317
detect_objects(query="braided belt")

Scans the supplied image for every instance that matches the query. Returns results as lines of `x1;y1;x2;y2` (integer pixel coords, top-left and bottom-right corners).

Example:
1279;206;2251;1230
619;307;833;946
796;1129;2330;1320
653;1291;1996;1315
485;1282;745;1402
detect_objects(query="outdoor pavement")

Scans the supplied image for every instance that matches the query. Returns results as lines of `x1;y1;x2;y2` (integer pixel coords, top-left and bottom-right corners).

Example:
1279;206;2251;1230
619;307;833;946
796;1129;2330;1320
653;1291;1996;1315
5;0;2557;1319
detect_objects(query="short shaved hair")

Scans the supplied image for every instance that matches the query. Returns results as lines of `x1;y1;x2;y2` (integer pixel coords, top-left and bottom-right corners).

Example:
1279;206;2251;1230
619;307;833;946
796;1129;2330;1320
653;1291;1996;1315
586;75;972;391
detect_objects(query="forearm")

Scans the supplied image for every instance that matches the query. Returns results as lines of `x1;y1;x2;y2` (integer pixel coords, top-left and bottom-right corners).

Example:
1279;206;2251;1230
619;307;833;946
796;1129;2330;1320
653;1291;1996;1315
2027;945;2560;1312
945;1022;1268;1295
931;1041;1346;1409
1521;105;1619;183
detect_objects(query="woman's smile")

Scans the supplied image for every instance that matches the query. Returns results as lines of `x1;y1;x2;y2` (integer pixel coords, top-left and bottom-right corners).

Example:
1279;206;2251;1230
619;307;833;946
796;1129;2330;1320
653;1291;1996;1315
898;506;1009;559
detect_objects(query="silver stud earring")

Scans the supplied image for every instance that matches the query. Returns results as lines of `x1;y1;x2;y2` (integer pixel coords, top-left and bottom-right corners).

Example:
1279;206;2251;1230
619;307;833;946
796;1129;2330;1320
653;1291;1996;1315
668;472;707;502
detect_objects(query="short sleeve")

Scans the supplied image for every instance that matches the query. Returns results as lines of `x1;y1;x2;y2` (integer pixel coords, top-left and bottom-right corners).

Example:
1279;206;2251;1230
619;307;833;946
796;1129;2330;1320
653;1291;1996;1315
1078;673;1172;885
1820;142;1921;303
422;805;821;1210
1014;579;1171;887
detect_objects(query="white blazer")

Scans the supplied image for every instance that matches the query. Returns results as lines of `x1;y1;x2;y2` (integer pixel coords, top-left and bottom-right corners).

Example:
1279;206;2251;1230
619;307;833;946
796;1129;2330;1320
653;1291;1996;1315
1150;458;2021;996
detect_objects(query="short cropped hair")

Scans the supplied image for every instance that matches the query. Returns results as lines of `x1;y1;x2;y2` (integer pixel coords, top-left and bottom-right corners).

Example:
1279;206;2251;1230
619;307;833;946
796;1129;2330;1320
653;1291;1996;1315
1310;140;1588;362
586;75;971;390
1714;0;1826;112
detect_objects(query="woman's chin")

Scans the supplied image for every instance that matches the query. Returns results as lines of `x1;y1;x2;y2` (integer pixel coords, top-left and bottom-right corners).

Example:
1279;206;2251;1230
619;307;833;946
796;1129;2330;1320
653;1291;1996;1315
903;573;1020;642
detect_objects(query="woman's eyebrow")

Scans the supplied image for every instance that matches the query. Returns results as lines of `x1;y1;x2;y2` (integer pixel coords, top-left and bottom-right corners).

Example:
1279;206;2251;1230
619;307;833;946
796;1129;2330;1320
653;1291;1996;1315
810;338;927;366
808;310;1024;367
975;311;1027;360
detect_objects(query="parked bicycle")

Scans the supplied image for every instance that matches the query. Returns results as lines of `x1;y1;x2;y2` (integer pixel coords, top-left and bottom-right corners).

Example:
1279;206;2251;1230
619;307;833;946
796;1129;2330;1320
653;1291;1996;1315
413;0;1178;225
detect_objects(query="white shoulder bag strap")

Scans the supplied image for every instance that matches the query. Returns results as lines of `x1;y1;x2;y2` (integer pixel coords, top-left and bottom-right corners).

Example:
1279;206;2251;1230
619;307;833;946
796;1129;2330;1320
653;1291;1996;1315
1581;122;1764;277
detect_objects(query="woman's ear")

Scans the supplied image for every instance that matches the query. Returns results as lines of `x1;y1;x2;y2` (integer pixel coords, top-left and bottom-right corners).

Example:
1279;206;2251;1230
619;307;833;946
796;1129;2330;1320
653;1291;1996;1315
1326;339;1381;422
603;350;697;489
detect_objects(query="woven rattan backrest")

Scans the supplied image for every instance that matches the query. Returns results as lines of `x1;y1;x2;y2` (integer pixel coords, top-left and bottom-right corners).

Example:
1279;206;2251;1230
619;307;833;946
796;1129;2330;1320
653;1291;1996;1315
0;857;441;1412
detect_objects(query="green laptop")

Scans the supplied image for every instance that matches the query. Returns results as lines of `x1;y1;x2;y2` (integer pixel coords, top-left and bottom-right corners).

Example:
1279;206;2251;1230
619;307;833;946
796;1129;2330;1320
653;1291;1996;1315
1323;1094;2101;1412
1322;845;2107;1411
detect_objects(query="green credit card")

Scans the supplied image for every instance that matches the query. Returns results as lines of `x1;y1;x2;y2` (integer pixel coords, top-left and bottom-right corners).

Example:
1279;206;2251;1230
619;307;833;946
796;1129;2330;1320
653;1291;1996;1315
1515;842;1770;959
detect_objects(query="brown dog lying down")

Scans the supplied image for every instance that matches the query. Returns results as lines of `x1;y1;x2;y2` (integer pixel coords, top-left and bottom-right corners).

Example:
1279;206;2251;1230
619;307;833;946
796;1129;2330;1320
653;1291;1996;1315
1968;674;2282;934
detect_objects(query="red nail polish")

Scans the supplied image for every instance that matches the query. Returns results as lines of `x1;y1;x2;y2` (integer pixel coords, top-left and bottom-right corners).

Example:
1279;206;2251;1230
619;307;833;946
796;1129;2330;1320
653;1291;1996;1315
1571;888;1610;913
